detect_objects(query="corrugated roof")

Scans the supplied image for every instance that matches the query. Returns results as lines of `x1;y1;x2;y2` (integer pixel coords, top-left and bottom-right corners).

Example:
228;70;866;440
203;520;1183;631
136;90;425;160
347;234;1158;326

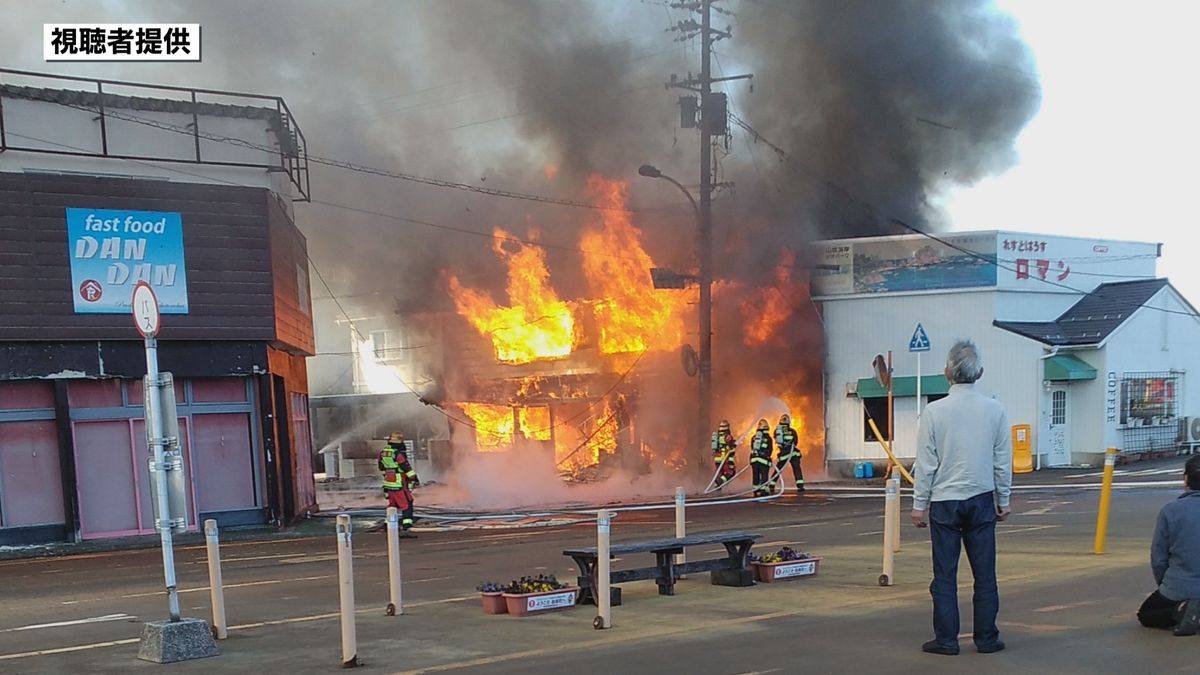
994;278;1170;346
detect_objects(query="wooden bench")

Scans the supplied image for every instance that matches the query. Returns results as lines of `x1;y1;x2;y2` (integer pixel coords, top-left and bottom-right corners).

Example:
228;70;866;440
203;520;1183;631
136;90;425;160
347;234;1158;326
563;530;761;604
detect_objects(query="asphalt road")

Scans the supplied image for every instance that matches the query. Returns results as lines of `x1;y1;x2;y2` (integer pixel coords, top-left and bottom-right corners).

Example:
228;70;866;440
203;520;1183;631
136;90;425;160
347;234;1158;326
1;458;1196;674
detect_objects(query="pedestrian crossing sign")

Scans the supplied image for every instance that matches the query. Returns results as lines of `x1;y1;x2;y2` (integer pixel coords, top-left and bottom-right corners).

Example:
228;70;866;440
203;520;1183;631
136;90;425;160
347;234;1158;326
909;323;931;352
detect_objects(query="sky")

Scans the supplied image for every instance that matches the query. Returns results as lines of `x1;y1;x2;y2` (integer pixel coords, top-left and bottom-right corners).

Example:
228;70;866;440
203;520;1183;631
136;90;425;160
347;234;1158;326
941;0;1200;301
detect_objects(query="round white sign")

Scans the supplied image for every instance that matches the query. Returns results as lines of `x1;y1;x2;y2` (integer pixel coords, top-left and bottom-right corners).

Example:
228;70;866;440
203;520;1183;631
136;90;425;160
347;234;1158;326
132;282;160;338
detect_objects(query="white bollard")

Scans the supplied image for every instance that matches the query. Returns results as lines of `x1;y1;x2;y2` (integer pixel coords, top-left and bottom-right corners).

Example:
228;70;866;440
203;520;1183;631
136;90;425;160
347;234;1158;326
880;477;897;587
385;507;403;616
595;509;612;629
674;486;687;578
203;519;227;640
336;514;359;668
891;468;902;553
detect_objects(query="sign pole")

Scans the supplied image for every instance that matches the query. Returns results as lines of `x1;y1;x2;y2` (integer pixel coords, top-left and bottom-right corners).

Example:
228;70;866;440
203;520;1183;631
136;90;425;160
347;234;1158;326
146;335;181;621
916;351;922;418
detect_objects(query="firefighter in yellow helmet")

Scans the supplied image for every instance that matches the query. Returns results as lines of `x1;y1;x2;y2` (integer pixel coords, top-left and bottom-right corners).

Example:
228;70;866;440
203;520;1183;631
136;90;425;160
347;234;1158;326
774;414;804;493
750;418;774;497
712;420;737;488
380;431;420;534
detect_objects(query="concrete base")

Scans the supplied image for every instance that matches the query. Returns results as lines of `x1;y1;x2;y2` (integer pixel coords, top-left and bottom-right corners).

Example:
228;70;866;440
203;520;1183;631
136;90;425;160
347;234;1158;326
136;618;220;664
710;568;755;587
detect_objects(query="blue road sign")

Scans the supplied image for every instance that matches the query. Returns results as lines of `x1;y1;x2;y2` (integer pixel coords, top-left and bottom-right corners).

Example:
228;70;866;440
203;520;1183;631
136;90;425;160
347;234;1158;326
909;323;931;352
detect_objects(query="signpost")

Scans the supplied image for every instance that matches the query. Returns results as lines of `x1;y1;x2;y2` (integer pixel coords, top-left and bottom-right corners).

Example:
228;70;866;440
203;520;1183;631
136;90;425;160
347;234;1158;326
132;282;218;664
909;323;931;417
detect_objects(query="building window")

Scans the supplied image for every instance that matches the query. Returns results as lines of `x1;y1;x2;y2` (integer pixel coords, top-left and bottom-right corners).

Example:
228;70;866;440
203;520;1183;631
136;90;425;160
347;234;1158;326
862;397;891;442
370;329;406;363
1121;372;1179;425
296;264;311;315
1051;390;1066;426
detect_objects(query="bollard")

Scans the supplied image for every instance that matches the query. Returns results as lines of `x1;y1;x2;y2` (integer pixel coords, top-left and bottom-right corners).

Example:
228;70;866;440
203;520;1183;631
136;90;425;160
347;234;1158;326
336;514;359;668
891;468;902;553
385;507;403;616
203;519;227;640
674;486;687;577
1093;447;1118;555
880;476;897;586
594;509;612;630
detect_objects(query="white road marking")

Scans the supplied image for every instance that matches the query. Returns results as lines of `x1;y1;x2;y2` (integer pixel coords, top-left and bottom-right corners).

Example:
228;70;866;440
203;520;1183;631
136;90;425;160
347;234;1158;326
2;613;133;633
120;574;334;598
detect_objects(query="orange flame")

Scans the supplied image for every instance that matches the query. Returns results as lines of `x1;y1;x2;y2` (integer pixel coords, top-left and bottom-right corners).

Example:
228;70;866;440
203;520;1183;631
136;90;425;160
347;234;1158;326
460;402;514;452
519;406;551;441
742;249;802;347
580;176;687;354
447;229;576;364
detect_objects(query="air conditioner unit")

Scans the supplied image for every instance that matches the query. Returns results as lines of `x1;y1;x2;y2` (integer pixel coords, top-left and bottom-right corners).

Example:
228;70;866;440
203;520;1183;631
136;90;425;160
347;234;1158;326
1178;417;1200;444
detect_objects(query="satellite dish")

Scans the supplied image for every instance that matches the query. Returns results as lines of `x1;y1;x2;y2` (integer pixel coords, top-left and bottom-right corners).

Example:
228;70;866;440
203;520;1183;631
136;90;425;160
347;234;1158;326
1191;417;1200;441
872;354;891;389
681;344;699;377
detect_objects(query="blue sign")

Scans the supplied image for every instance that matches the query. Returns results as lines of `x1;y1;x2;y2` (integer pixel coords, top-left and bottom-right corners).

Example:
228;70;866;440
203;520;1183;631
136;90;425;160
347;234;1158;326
66;208;189;314
909;323;931;352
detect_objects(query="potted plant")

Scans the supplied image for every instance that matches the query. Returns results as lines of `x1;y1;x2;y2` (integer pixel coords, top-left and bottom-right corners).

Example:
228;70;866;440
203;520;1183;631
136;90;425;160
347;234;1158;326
500;574;579;617
749;546;822;583
477;581;509;614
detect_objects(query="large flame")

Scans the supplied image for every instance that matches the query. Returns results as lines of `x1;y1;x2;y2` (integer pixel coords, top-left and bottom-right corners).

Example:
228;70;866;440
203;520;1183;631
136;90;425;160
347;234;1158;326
581;177;687;354
742;248;802;347
447;230;575;364
460;402;514;452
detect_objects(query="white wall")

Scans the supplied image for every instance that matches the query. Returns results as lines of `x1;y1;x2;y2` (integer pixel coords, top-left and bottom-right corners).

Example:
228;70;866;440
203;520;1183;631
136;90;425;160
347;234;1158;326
1101;287;1200;451
822;289;1044;464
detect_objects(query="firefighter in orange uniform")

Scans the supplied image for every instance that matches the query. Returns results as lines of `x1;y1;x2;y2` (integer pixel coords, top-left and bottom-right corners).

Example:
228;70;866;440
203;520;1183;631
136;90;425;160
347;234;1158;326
713;420;738;488
750;418;774;497
380;432;420;535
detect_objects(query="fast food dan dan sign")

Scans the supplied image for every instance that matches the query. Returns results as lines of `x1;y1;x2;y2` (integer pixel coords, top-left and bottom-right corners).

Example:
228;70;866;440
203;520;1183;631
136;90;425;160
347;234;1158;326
66;207;189;314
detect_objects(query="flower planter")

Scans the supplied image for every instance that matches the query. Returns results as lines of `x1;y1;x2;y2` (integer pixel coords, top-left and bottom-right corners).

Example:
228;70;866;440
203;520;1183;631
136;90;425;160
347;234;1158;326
502;587;579;617
752;557;822;583
480;591;508;615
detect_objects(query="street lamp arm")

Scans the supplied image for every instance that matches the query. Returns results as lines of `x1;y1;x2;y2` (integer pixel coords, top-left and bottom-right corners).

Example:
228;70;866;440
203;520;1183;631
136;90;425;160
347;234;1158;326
659;174;701;224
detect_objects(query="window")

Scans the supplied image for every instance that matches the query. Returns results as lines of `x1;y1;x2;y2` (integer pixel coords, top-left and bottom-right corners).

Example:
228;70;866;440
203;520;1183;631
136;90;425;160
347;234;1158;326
1051;390;1066;426
1121;372;1179;425
370;329;406;362
296;264;311;315
862;397;891;442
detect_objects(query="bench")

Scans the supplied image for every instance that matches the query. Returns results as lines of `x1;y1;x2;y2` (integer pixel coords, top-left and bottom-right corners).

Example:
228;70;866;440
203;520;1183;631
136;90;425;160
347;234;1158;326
563;530;761;604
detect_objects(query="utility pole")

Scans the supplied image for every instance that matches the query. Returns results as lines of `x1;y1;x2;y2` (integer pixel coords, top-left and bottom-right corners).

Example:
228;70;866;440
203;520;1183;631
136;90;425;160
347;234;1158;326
667;0;752;455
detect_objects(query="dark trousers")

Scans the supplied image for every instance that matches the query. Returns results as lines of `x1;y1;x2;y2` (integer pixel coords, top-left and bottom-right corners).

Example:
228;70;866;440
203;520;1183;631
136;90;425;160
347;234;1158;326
929;491;1000;648
777;454;804;485
751;461;770;490
1138;590;1184;629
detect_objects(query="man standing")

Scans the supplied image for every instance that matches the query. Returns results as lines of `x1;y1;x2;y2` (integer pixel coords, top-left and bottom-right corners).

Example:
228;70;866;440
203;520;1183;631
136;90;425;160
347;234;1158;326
712;420;737;489
911;340;1012;656
774;414;805;493
379;432;420;535
750;419;773;497
1137;455;1200;635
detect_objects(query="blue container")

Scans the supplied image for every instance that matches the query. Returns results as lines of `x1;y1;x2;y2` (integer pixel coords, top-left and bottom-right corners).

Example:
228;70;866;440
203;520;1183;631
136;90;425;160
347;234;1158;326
864;462;874;479
854;462;865;479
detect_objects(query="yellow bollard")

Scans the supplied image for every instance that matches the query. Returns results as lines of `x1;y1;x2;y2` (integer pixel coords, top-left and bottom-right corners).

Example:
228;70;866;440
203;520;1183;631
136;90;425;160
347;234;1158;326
891;468;902;553
1093;447;1118;555
336;514;359;668
595;509;612;629
880;476;897;586
385;507;403;616
674;487;687;578
203;519;227;640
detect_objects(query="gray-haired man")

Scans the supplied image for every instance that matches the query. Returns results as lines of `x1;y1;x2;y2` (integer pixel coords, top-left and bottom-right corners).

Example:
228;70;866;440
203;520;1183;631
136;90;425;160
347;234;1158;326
911;339;1013;656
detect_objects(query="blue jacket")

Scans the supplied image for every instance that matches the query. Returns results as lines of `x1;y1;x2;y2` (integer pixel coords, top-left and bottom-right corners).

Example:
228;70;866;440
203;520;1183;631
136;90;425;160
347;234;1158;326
1152;490;1200;601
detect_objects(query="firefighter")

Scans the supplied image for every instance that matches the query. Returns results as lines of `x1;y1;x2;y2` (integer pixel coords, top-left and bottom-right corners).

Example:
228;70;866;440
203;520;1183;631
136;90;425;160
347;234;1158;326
774;414;805;493
750;418;774;497
712;420;738;488
380;431;420;535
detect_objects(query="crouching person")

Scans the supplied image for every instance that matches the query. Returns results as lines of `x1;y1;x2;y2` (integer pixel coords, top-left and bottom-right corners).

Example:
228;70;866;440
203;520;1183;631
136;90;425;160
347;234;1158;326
1138;455;1200;635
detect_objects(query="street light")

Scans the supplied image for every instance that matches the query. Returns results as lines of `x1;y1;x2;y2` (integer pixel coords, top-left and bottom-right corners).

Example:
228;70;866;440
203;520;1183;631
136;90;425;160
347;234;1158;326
638;163;711;464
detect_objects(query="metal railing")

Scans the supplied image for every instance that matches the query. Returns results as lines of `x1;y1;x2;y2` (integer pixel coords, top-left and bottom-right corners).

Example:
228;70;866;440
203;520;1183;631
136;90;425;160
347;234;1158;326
0;67;309;201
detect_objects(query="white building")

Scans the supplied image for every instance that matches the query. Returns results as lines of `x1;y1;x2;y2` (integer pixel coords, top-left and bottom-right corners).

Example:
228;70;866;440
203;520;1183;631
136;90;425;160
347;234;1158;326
812;230;1200;473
